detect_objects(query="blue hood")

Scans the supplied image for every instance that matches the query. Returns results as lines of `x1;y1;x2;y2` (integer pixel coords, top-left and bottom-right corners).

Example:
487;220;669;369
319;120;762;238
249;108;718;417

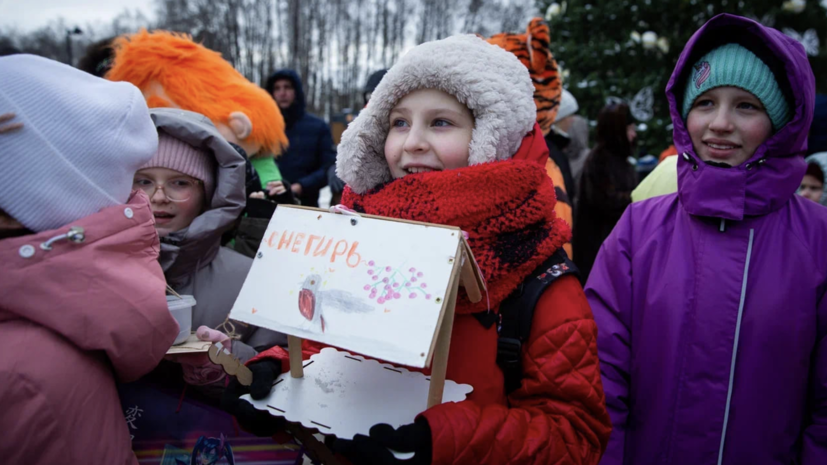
264;69;306;128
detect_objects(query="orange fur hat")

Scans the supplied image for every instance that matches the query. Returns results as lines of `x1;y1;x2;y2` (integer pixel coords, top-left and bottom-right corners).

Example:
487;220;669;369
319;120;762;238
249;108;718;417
107;29;287;158
486;18;562;136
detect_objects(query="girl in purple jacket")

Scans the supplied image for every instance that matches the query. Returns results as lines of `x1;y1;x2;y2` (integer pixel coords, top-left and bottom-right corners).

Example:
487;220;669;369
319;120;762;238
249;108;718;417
587;14;826;465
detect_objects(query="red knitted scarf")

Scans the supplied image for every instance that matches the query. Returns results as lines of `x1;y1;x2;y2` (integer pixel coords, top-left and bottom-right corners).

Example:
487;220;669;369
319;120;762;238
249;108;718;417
342;160;570;315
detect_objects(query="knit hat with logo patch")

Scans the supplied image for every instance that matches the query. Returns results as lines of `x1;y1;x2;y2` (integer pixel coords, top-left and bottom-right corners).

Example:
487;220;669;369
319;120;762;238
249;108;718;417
681;43;791;130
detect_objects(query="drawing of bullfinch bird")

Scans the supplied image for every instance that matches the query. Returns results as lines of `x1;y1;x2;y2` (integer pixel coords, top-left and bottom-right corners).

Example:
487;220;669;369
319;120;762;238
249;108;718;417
298;274;373;333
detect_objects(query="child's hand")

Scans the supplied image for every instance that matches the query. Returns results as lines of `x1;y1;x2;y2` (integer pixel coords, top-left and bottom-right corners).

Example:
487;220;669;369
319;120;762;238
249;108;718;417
221;359;284;436
249;191;266;199
0;113;23;134
266;181;287;196
167;326;231;385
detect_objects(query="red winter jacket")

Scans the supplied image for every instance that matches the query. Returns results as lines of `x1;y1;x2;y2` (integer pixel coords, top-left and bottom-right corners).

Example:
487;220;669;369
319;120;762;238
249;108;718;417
251;273;611;464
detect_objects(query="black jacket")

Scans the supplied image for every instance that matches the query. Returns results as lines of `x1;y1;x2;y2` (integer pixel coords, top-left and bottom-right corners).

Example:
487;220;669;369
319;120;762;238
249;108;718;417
264;69;336;207
572;147;637;283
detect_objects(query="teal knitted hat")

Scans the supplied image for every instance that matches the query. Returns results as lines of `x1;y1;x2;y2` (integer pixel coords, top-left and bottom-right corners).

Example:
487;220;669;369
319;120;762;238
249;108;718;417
681;43;791;130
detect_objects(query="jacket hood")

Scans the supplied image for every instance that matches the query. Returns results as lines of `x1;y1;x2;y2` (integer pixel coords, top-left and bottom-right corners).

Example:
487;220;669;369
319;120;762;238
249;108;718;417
149;108;246;284
0;191;178;382
666;14;815;220
265;69;306;127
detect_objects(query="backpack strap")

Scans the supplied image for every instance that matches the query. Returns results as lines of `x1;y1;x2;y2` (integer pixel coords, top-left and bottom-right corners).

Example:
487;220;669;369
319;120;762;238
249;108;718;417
473;248;579;395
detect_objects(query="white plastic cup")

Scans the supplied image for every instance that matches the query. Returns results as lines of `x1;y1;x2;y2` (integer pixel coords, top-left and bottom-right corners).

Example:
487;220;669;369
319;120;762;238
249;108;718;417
167;295;196;345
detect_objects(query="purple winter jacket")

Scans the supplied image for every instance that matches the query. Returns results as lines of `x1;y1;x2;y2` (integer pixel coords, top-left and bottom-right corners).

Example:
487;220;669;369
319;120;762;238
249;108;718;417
586;14;827;465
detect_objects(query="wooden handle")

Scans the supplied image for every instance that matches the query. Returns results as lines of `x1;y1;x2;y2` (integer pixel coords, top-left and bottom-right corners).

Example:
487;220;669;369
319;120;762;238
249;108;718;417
288;335;304;378
207;342;254;386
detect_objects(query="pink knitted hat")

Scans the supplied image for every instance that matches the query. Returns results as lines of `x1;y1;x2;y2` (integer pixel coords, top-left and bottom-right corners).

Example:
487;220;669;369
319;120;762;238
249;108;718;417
140;132;216;201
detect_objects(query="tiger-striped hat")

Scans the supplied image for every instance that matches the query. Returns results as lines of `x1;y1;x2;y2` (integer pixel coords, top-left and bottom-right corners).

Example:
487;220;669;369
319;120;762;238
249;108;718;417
336;34;536;194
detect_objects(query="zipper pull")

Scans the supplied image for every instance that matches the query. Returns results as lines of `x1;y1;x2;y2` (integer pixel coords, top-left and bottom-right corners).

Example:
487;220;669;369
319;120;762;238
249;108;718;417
719;218;726;232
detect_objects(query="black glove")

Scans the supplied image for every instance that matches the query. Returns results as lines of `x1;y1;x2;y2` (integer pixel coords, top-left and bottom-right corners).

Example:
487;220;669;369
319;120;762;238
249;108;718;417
327;418;432;465
220;359;285;437
245;197;278;219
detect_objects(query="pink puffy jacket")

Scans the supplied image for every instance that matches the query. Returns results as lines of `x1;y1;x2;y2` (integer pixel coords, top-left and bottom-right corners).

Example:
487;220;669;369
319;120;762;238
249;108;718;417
0;192;178;464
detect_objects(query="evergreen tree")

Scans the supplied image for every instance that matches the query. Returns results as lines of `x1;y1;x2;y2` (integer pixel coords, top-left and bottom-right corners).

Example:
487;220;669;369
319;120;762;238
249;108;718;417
540;0;827;154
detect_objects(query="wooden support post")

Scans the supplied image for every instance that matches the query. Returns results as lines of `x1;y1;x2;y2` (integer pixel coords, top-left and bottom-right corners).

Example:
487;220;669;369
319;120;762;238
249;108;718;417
285;424;342;465
460;248;483;303
427;271;460;409
288;335;304;378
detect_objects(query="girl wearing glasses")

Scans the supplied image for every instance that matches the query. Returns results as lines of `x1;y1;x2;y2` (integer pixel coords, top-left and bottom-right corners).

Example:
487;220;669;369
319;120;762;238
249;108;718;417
132;108;286;393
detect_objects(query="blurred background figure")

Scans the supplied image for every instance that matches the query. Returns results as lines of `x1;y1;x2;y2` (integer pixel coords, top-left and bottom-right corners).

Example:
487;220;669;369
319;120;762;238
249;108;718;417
264;69;336;207
801;153;827;205
573;102;637;283
554;88;590;196
76;37;115;77
809;95;827;155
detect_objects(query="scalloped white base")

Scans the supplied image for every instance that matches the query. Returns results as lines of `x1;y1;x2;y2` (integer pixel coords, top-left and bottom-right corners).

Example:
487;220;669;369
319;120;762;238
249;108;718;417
240;347;474;439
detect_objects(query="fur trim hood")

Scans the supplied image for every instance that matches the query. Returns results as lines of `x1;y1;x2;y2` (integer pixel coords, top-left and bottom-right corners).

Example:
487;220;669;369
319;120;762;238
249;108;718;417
336;34;536;194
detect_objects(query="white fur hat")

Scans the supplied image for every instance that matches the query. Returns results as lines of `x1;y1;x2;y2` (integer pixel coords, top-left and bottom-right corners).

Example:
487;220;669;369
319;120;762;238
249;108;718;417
336;34;536;194
556;89;579;122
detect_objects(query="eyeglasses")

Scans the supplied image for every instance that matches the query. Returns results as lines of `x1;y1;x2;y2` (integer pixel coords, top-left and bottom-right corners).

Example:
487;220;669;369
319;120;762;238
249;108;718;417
133;176;202;202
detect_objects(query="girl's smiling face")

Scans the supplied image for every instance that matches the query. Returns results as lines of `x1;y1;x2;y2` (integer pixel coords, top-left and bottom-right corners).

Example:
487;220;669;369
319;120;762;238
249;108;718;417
686;86;773;167
384;88;474;179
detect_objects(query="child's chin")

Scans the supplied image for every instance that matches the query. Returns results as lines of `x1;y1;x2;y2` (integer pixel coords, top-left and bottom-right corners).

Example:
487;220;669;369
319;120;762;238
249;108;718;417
155;226;174;238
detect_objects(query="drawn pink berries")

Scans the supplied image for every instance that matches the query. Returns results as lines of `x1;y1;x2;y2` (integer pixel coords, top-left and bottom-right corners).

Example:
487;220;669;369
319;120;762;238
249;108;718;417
363;262;430;304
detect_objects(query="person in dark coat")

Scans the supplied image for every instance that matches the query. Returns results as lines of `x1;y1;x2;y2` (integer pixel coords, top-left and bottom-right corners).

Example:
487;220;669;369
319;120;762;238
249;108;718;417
572;102;637;283
77;37;116;77
809;94;827;155
264;69;336;207
545;129;576;198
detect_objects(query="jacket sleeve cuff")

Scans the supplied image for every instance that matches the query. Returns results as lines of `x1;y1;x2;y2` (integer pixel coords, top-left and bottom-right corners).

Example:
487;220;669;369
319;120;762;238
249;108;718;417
297;174;323;191
246;345;290;372
418;402;475;465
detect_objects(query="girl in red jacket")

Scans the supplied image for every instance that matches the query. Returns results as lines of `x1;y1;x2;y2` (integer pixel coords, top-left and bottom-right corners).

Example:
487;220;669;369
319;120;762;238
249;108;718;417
226;34;611;465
